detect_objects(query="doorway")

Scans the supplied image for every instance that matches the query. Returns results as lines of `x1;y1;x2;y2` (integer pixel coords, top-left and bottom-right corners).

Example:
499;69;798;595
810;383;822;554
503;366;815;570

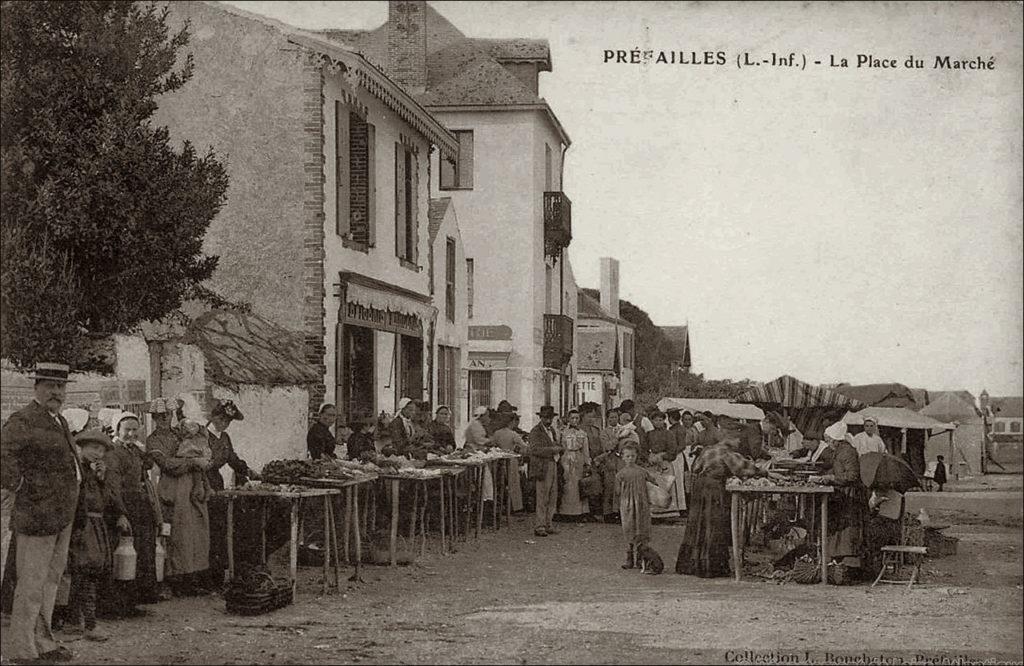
342;325;374;421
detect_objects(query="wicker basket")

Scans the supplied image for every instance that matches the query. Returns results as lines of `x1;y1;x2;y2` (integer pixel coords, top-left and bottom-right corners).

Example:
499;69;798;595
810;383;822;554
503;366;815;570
225;570;293;616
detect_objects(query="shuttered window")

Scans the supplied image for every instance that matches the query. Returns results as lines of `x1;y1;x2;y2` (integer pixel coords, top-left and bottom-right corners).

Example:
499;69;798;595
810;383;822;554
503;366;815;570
466;258;474;319
348;114;375;246
445;237;456;322
395;143;417;263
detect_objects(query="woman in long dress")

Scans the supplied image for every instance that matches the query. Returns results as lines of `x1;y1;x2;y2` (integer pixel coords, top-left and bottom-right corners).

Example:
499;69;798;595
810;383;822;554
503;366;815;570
820;422;869;572
490;411;525;512
145;398;211;596
675;438;768;578
595;408;622;520
557;410;590;518
645;411;687;516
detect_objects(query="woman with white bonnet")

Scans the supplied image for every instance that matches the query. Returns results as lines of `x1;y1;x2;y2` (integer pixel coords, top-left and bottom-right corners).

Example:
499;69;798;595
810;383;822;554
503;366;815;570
102;411;161;614
818;421;869;579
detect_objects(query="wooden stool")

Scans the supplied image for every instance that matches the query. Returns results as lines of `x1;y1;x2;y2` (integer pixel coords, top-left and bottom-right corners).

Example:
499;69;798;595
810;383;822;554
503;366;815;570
872;513;927;588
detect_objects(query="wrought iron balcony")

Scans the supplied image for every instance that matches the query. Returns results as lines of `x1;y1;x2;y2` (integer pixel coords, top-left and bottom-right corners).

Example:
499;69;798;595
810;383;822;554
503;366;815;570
543;191;572;257
543;314;574;368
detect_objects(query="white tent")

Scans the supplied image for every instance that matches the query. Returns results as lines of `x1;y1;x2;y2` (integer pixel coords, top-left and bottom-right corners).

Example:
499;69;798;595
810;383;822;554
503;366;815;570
841;406;955;433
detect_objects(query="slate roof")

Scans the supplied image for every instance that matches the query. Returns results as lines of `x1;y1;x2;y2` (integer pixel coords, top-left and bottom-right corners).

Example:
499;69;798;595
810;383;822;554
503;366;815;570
990;397;1024;418
183;309;320;390
577;330;617;372
577;288;632;327
428;197;452;243
316;3;547;107
661;325;692;368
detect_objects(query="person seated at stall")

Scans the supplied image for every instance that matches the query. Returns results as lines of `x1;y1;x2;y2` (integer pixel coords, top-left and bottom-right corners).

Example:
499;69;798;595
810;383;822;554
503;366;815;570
463;406;491;451
427;406;457;454
347;413;377;460
791;437;834;466
388;398;419;456
307;404;339;460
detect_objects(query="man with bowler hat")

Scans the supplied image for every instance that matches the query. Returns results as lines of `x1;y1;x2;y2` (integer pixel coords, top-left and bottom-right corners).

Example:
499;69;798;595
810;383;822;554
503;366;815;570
1;362;81;663
528;406;564;537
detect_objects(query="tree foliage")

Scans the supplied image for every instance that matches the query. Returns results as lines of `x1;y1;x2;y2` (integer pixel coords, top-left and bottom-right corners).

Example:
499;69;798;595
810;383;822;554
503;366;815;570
0;0;228;368
586;289;753;405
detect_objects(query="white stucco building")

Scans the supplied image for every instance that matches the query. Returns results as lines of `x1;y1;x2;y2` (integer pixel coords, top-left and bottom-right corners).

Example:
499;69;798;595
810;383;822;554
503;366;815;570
320;1;579;426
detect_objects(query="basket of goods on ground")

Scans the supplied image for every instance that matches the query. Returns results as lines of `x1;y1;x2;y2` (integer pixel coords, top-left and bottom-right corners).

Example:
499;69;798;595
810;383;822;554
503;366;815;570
225;565;293;615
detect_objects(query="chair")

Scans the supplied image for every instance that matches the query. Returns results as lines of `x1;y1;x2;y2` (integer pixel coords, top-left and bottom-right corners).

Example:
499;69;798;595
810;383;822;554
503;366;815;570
872;509;928;588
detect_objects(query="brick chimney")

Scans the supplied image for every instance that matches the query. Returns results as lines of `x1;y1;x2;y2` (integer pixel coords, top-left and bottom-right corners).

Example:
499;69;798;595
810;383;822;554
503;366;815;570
387;1;427;94
600;257;620;319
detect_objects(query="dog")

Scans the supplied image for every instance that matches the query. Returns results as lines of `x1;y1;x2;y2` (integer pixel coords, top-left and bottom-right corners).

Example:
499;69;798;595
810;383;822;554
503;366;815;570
636;544;664;575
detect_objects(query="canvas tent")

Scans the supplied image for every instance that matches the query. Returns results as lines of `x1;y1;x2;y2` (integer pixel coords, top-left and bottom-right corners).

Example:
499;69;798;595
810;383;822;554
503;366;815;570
732;375;866;439
657;397;764;423
842;406;956;476
919;391;984;478
833;383;923;410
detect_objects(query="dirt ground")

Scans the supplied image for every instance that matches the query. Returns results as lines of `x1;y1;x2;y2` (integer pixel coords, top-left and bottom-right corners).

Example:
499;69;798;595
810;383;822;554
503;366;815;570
2;481;1021;666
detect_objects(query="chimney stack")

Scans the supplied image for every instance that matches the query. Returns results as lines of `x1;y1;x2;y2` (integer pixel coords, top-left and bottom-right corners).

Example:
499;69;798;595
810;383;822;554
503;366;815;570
387;1;427;94
600;257;620;319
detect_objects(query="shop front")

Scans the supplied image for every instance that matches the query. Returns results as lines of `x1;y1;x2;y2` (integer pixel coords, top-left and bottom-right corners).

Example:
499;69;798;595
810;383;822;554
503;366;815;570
336;273;435;422
465;325;513;421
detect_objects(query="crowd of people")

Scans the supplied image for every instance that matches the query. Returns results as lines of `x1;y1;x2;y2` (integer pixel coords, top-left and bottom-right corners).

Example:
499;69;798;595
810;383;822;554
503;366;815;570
0;362;286;664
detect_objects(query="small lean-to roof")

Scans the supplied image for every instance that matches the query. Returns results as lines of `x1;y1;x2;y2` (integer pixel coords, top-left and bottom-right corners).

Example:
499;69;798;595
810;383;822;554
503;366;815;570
183;309;320;391
578;330;617;372
474;38;552;66
989;396;1023;418
428;197;452;243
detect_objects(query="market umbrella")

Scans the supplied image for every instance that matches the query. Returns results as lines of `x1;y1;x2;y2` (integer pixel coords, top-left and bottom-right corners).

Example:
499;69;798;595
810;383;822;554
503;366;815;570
731;375;867;439
860;451;920;492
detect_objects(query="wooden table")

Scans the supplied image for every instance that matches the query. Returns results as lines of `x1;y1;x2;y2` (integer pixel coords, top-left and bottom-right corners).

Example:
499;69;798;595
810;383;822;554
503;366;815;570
376;471;457;566
432;454;520;533
218;487;343;596
297;475;378;583
725;483;834;586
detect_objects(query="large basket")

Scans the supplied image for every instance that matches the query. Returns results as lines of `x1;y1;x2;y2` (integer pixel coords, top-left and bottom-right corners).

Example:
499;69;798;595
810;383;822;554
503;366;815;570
225;569;293;616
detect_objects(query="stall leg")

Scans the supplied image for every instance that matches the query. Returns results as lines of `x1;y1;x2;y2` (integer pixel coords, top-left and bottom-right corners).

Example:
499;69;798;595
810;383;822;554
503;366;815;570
820;494;829;587
409;482;420;548
289;499;299;596
449;477;458;552
730;493;741;582
506;459;513;525
328;497;341;590
352;486;362;582
390;479;400;567
260;499;267;564
420;482;428;558
322;496;331;595
490;463;498;530
227;497;235;583
476;466;485;538
343;489;352;563
440;474;448;555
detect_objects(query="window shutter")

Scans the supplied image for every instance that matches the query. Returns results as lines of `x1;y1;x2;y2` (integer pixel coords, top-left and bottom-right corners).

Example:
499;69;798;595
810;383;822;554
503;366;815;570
366;123;376;246
395;142;406;259
412;152;420;265
335;102;350;237
459;131;474;189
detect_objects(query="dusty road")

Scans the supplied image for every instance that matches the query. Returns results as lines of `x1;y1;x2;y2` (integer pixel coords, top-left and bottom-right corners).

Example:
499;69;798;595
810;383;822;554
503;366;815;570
3;484;1021;665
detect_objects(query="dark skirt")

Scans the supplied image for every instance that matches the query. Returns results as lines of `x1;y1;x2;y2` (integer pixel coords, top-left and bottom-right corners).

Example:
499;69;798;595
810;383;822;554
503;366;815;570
827;485;868;563
675;474;732;578
71;515;113;576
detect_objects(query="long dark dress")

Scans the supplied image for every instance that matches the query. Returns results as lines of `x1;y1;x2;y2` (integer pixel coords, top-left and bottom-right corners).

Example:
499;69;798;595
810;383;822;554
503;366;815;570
675;443;761;578
147;426;210;579
103;439;159;608
825;441;868;565
206;427;250;586
427;422;456;451
306;422;337;460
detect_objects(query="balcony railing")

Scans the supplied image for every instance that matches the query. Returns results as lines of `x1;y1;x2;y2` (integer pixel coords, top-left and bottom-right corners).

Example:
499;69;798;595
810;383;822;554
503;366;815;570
543;191;572;257
543;314;574;368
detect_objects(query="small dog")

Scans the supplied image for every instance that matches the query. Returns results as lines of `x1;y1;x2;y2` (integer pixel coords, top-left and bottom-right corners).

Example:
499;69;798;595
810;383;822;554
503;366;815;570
636;544;664;575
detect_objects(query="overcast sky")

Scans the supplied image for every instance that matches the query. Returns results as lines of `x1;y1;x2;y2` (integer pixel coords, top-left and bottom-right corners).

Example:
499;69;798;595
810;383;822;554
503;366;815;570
225;1;1023;396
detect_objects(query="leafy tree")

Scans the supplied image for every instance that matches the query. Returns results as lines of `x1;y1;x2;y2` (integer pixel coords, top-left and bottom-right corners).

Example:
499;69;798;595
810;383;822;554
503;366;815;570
0;0;228;368
582;288;753;405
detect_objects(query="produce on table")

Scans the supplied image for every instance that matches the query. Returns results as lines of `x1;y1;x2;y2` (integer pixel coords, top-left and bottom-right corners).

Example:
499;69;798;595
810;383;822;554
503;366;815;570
230;480;308;494
261;459;318;483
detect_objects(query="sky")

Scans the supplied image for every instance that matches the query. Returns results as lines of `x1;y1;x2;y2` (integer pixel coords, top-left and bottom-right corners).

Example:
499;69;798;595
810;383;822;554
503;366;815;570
225;1;1024;395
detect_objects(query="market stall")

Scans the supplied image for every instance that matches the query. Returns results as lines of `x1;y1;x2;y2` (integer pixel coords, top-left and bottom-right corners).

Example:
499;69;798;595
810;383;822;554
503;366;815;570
726;478;834;586
732;374;867;440
841;406;956;477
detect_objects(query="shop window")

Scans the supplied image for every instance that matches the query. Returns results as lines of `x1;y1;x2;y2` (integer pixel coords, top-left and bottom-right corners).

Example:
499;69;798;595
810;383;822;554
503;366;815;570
399;335;423;401
445;237;456;322
468;371;491;421
342;325;375;421
438;346;458;418
395;143;417;264
440;130;474;190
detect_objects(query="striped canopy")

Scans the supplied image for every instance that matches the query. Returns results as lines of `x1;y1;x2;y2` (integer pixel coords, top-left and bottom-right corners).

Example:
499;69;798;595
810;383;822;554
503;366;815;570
732;375;867;440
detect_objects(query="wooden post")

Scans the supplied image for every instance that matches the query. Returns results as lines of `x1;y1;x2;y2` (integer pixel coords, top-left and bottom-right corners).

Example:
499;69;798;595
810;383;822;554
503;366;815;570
289;499;299;596
506;459;513;524
476;465;485;538
948;431;956;481
226;496;235;582
328;497;341;589
260;498;267;563
352;485;362;581
440;474;447;554
409;481;419;546
420;482;428;557
820;493;829;587
343;489;352;563
490;462;498;530
730;492;741;582
450;475;459;551
322;495;331;595
390;479;400;566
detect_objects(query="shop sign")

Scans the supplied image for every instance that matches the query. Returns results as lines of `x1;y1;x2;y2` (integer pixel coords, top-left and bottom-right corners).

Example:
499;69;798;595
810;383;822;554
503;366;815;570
576;373;604;405
467;351;509;370
468;325;512;341
344;301;421;337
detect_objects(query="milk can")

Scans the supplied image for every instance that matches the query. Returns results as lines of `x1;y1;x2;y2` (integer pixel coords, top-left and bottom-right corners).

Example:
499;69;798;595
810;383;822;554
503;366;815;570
113;536;137;581
154;537;166;583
